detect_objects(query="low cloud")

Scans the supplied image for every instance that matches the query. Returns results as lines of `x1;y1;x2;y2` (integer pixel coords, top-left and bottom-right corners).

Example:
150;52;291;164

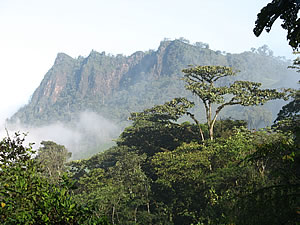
1;111;121;160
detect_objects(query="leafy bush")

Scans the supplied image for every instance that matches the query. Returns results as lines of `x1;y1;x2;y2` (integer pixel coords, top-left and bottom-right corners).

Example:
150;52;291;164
0;133;109;225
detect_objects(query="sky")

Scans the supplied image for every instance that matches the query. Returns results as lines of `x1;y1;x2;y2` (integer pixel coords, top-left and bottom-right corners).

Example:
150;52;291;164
0;0;296;126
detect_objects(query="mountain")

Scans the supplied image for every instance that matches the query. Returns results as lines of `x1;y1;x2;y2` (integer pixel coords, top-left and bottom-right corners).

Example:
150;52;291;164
10;39;298;127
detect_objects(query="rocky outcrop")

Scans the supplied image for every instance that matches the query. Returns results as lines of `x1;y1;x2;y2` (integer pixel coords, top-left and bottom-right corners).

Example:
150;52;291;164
10;39;298;125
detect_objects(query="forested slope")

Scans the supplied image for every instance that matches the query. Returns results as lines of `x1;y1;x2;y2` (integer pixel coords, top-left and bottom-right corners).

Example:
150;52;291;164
10;39;298;127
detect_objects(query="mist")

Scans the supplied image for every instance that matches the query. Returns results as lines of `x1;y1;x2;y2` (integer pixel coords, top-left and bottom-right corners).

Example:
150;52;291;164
1;111;121;160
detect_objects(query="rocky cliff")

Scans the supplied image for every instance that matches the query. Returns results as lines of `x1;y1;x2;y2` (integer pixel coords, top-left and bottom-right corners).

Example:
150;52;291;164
10;39;298;126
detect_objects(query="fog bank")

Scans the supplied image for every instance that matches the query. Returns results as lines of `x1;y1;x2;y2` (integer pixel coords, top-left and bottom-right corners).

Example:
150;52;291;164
1;111;120;160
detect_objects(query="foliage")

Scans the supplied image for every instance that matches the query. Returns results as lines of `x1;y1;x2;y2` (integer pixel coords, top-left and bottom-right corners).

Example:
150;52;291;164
275;87;300;143
182;65;286;139
129;97;194;123
234;130;300;224
70;147;152;225
0;132;34;167
275;55;300;145
254;0;300;50
151;128;255;224
4;37;299;225
0;133;109;225
276;84;300;121
35;140;72;182
151;128;300;225
117;98;202;156
212;119;248;138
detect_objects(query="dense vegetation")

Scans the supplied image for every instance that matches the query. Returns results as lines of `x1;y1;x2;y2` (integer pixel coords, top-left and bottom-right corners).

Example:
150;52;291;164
8;39;298;159
1;63;299;224
0;133;109;224
1;1;299;224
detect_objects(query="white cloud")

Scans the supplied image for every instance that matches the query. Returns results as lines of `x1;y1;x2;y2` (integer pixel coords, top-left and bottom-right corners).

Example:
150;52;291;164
1;111;120;160
0;0;295;128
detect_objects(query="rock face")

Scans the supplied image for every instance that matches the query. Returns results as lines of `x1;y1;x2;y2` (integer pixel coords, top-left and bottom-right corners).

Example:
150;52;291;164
10;39;298;126
30;53;76;109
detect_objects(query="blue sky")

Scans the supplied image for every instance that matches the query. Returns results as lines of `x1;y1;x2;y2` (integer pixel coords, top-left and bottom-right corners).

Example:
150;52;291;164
0;0;295;125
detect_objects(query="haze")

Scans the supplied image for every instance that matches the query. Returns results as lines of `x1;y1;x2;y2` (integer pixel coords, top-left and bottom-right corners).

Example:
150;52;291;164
2;111;120;159
0;0;295;126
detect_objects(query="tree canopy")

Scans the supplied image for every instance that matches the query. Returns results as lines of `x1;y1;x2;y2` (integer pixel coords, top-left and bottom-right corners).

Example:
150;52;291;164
182;65;286;140
0;133;109;224
254;0;300;50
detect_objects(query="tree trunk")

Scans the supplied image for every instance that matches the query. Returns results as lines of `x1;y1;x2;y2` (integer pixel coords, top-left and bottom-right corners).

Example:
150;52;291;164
187;112;205;141
112;206;115;225
209;126;214;140
134;207;137;224
147;202;150;214
208;103;214;140
209;103;227;140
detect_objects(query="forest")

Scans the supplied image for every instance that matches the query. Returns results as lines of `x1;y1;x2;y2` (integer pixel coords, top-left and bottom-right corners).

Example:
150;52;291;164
1;1;299;224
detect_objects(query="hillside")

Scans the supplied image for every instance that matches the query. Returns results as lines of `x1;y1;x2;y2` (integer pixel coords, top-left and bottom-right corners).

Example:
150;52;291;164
10;39;298;127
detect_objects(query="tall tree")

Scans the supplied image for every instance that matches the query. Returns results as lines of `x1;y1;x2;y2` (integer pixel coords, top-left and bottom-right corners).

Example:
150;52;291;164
35;141;72;182
182;65;286;140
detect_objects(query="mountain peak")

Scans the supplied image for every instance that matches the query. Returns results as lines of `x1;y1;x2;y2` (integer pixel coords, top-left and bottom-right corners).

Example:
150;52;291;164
88;50;105;58
9;40;298;126
54;53;74;65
